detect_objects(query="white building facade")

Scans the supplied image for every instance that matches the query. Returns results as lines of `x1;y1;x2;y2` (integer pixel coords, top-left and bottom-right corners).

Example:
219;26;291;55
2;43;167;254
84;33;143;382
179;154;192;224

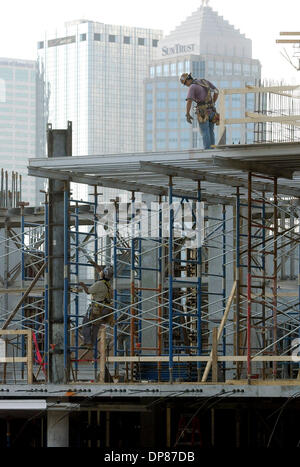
38;20;162;157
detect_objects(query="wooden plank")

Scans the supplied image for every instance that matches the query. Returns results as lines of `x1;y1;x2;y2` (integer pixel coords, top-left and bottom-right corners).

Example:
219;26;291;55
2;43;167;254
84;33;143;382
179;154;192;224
202;282;237;382
0;357;27;365
222;85;300;95
276;39;300;43
0;330;32;336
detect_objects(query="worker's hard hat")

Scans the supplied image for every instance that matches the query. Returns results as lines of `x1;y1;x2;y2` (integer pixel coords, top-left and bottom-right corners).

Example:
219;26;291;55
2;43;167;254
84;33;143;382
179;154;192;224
180;73;192;85
103;266;113;280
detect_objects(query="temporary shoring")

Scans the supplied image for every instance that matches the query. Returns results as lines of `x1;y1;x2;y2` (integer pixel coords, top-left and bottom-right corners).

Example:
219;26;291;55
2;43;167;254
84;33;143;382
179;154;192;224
1;137;295;385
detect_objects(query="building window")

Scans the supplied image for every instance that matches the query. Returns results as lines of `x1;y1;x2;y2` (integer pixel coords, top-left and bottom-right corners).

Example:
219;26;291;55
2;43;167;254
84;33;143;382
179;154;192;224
163;64;169;76
252;64;259;74
184;61;190;73
207;61;214;74
152;39;159;47
37;41;44;49
220;81;229;88
109;35;116;43
170;63;176;76
156;82;166;89
232;94;241;108
216;62;223;75
0;68;13;81
146;83;153;91
94;33;101;41
225;63;232;75
156;66;162;77
178;62;184;75
15;70;29;82
243;64;251;75
150;66;155;78
138;38;145;46
232;81;241;88
124;36;131;44
234;63;242;75
80;33;87;41
168;132;178;149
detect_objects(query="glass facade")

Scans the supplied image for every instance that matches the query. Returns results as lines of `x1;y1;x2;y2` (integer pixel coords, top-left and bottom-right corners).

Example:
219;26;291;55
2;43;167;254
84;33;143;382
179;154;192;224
0;59;48;206
38;20;162;200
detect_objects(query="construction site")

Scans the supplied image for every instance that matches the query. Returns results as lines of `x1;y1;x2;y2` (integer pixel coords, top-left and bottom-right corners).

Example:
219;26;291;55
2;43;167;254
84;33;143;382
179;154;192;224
3;11;300;445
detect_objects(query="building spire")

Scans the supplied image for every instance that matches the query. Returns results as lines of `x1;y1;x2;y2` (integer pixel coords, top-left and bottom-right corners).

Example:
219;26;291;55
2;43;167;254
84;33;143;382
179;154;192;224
201;0;209;7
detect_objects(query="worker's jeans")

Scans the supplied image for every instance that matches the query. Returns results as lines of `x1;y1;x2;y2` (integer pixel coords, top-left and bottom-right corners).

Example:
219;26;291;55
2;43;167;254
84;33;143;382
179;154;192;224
198;113;215;150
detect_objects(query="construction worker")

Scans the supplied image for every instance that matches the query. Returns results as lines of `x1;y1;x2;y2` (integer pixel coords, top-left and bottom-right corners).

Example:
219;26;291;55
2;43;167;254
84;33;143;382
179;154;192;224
180;73;219;150
79;266;114;346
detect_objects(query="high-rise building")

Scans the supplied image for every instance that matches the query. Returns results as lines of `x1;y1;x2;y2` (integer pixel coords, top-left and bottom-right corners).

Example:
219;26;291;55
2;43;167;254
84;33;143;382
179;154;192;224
144;4;261;151
38;19;162;157
0;58;48;206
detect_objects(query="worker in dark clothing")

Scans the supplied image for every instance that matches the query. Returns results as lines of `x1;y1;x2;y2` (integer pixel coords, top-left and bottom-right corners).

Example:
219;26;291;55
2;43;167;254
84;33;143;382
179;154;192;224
180;73;219;149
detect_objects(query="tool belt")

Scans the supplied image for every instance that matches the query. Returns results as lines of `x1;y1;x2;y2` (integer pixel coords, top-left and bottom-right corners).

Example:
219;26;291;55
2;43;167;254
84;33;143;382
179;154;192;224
196;103;220;126
91;302;114;325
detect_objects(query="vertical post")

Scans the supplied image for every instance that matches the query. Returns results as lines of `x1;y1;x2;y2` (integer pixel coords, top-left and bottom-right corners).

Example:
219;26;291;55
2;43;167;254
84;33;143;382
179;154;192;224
247;172;252;383
44;193;49;380
21;205;25;377
273;177;278;379
63;184;69;378
47;410;69;447
212;327;218;382
99;327;106;383
48;122;71;384
166;406;171;448
113;200;119;378
74;202;79;380
105;412;110;447
222;205;227;360
262;191;266;379
235;188;241;379
218;89;226;144
27;330;33;384
197;181;202;381
130;192;136;380
168;176;174;383
158;196;163;381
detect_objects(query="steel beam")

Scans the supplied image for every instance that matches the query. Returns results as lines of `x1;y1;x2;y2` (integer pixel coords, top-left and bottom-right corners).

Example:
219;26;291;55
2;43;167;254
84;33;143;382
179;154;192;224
213;156;294;179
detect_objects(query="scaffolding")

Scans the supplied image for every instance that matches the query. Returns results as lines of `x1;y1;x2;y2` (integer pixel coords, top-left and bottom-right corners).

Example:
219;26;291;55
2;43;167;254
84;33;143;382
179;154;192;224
2;118;300;385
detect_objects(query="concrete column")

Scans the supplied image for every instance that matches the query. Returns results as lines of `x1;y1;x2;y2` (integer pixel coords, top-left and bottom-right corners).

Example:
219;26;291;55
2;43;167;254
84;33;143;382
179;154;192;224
48;122;72;384
141;195;158;355
47;410;69;447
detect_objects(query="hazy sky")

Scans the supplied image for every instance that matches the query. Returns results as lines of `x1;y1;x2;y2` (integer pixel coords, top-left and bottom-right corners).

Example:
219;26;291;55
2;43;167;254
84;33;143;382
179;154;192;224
1;0;300;82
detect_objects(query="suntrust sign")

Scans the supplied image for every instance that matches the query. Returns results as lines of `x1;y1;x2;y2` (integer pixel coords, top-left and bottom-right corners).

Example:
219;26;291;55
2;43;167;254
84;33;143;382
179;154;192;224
161;43;195;56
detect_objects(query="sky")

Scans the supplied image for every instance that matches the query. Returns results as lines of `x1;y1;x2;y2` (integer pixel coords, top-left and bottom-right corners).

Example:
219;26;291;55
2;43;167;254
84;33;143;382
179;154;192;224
0;0;300;82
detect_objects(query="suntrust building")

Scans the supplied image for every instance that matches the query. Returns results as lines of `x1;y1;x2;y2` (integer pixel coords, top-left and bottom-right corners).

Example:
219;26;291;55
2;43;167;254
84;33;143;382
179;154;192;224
144;3;261;151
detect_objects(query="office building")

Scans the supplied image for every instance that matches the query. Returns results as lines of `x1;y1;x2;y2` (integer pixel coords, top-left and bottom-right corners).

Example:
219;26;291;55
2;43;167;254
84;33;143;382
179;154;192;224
144;3;261;151
0;58;48;205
